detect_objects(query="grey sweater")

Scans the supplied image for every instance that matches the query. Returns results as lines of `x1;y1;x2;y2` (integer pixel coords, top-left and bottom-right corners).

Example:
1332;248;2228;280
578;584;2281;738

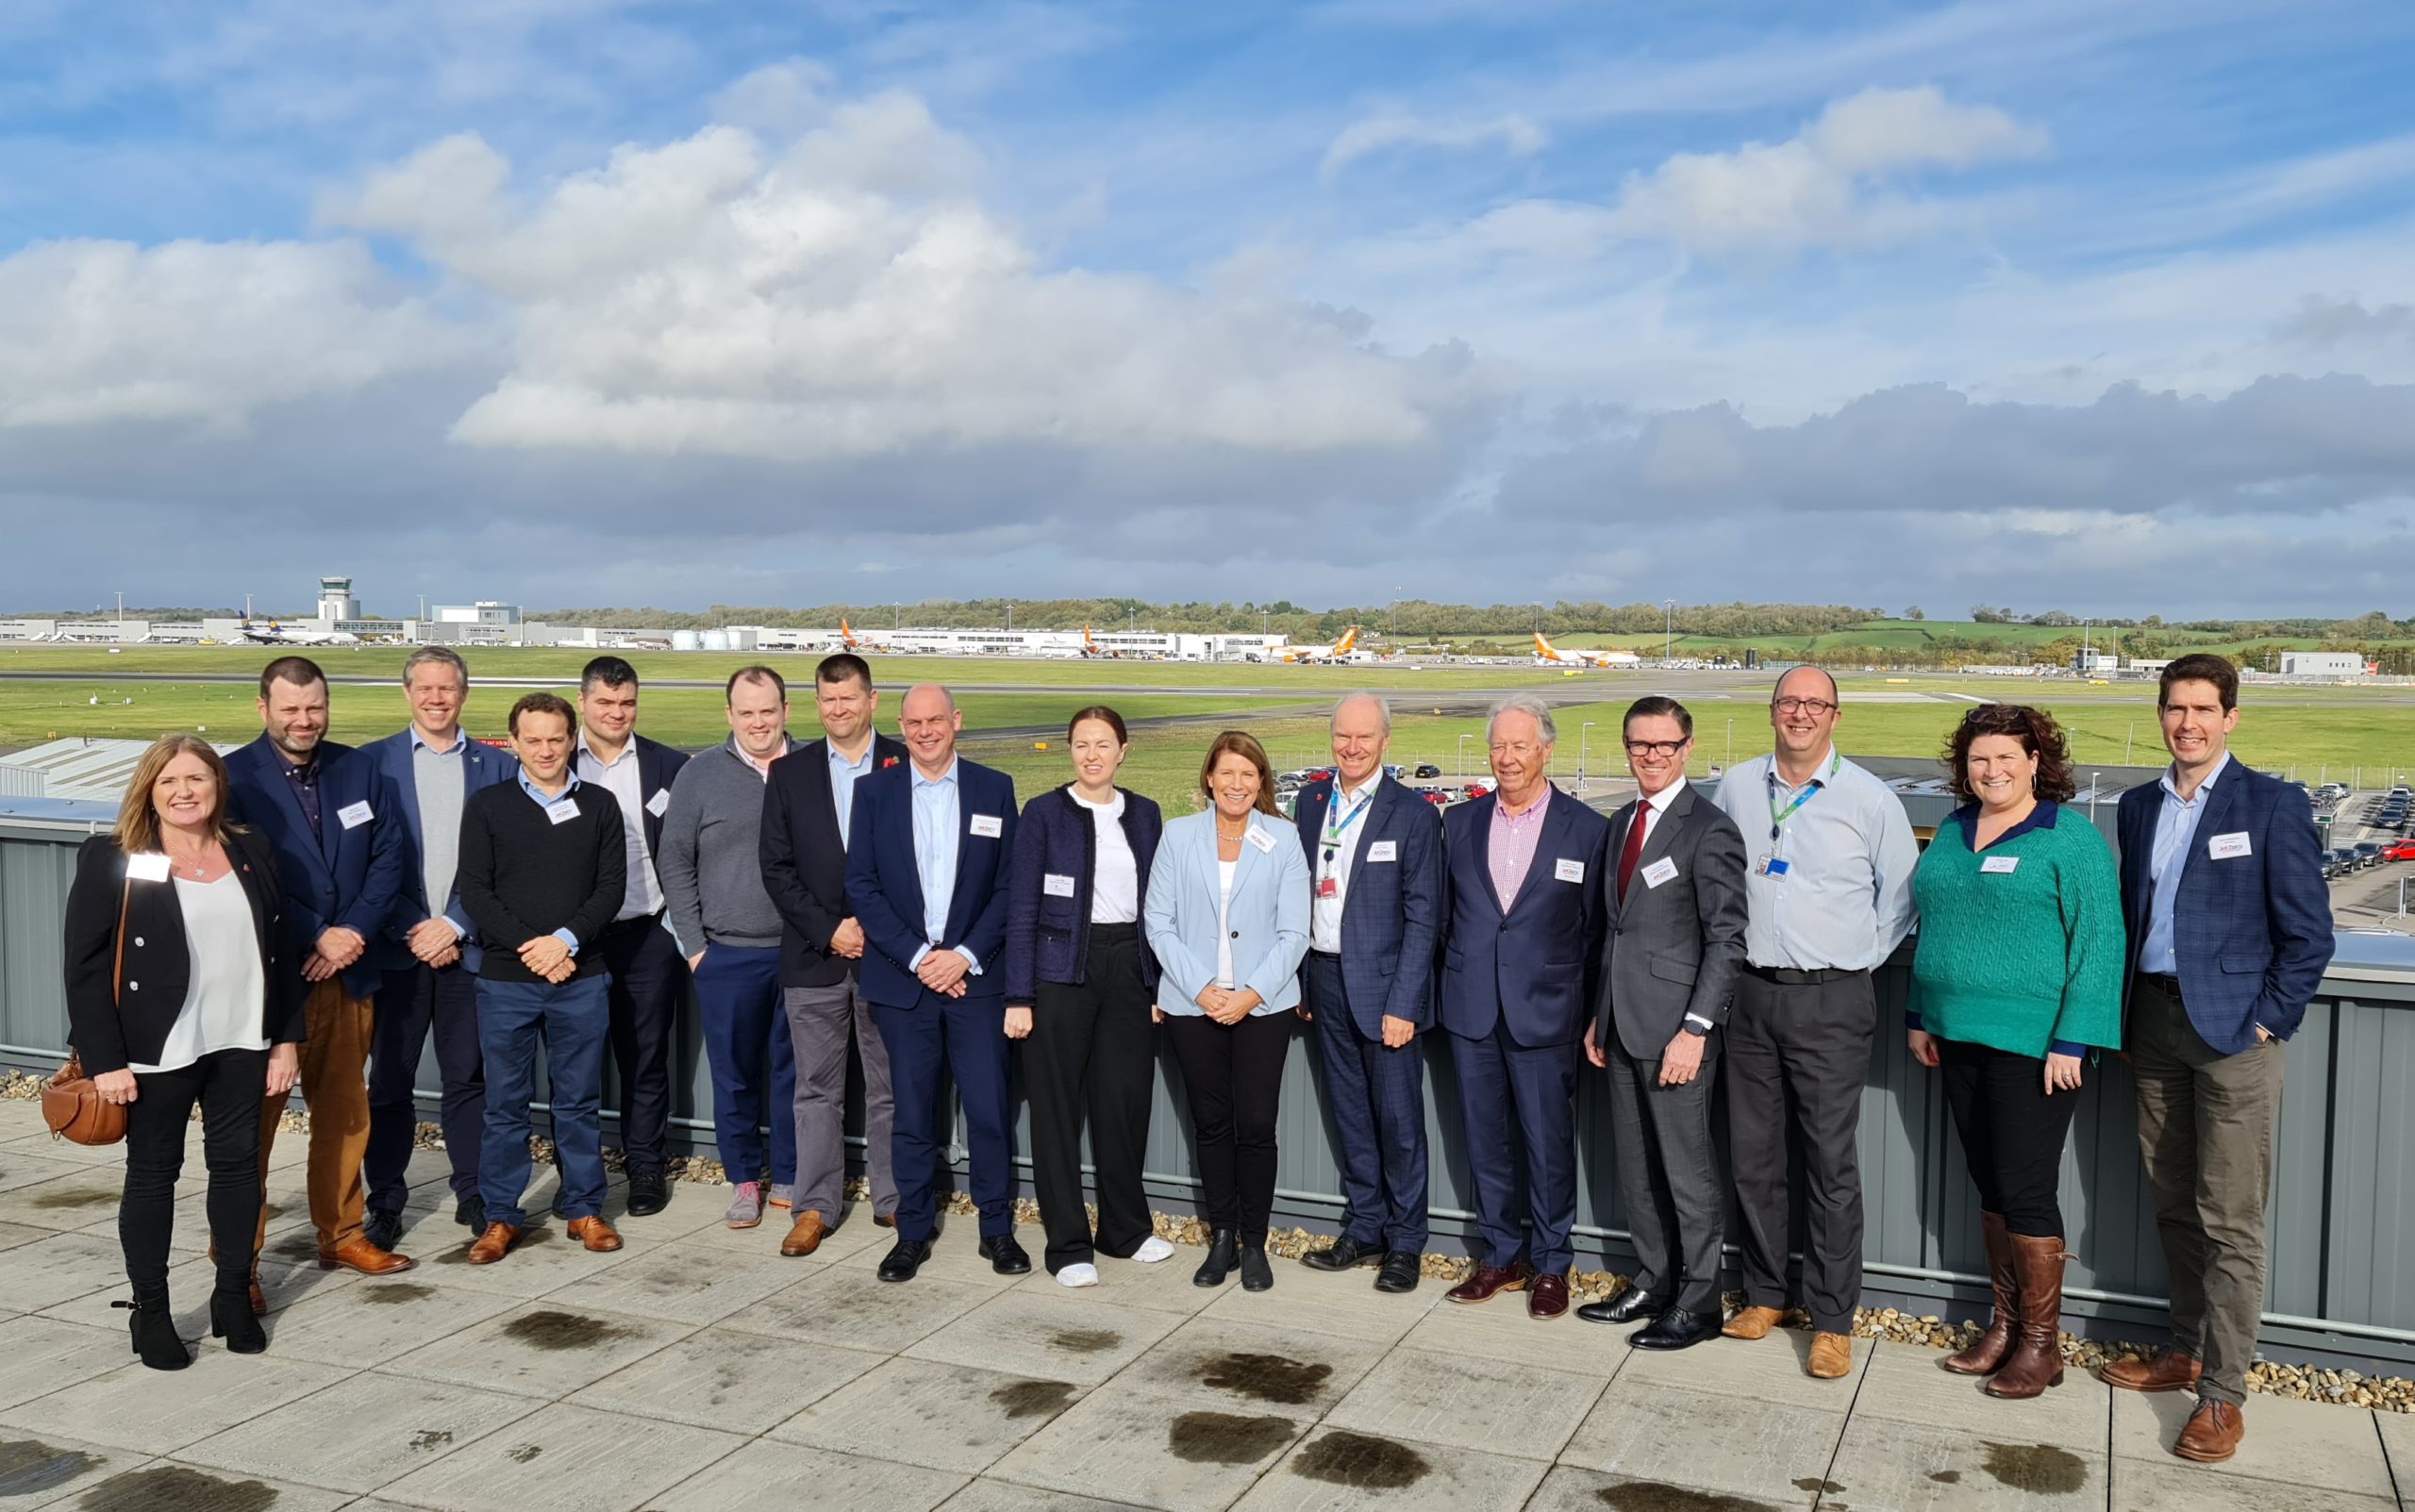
658;737;800;955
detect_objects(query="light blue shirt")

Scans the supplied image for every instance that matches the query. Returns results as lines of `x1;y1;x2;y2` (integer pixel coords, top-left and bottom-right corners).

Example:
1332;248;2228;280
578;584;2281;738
2139;752;2231;975
828;741;874;846
1714;749;1919;972
908;759;979;974
517;767;586;957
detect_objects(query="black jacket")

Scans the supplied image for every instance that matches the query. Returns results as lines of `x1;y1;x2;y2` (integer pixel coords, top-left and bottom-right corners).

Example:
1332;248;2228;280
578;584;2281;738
759;734;908;988
62;828;304;1076
1002;784;1163;1006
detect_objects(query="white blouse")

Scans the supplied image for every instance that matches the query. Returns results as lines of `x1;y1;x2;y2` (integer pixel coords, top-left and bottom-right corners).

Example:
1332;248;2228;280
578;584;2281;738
129;873;267;1075
1215;857;1238;989
1071;789;1140;924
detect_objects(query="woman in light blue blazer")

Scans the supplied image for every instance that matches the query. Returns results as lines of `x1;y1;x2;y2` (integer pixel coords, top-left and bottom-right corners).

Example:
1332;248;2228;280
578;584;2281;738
1144;730;1310;1293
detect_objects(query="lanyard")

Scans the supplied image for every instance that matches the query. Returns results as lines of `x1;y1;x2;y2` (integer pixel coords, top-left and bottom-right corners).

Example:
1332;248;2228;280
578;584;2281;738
1320;785;1372;873
1765;751;1840;840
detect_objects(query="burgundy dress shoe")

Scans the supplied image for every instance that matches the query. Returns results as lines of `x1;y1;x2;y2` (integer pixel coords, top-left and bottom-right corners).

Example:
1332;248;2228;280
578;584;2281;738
1526;1271;1571;1321
1445;1261;1533;1304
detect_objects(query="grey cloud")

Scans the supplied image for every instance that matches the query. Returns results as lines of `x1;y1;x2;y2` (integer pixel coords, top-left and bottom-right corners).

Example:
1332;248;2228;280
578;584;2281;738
2275;294;2415;348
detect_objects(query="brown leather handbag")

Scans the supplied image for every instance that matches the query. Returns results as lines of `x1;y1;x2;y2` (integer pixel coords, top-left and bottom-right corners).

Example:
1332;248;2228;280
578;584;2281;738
42;874;131;1147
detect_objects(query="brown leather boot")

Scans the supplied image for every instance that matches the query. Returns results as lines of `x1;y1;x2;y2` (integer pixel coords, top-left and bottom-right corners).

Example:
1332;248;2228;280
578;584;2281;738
1944;1212;2017;1375
1984;1233;2068;1399
2172;1398;2244;1463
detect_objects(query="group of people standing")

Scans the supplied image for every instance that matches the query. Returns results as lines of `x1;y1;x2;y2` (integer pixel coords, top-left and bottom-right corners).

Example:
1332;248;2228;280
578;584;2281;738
60;649;2331;1469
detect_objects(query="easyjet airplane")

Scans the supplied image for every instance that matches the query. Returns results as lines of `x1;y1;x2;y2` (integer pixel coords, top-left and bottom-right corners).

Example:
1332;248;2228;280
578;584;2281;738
1533;632;1640;668
1281;626;1362;663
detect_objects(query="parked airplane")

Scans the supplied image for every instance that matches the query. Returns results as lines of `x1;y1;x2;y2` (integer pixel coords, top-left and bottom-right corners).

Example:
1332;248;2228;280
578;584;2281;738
236;619;360;647
1280;626;1362;663
1533;632;1641;669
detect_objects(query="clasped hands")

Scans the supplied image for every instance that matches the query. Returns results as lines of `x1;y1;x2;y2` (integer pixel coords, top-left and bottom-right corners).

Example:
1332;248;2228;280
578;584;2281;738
917;947;973;998
1193;985;1262;1025
303;924;367;982
518;935;577;984
406;917;461;969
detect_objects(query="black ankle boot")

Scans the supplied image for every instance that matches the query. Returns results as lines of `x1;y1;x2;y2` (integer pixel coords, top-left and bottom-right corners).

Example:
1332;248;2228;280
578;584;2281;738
211;1282;267;1354
1193;1228;1240;1288
114;1285;190;1371
1239;1245;1274;1292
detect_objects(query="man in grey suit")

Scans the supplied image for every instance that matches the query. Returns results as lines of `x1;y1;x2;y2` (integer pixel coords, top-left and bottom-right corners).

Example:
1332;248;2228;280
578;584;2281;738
1579;695;1748;1349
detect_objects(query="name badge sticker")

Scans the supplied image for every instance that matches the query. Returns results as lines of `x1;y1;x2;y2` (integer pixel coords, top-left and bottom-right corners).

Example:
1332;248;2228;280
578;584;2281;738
1366;840;1398;863
646;789;671;819
1043;872;1076;897
1245;826;1277;854
2208;831;2252;861
970;814;1004;839
1641;856;1679;889
337;800;375;830
546;799;580;826
1980;855;2021;874
1554;857;1586;884
125;853;172;883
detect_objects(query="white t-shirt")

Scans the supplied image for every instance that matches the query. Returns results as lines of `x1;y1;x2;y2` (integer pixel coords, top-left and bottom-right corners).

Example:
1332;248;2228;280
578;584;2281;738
130;873;268;1075
1071;789;1140;924
1215;857;1238;989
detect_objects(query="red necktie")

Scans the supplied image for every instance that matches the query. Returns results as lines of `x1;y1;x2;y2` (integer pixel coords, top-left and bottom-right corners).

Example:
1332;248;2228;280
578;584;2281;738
1616;803;1649;903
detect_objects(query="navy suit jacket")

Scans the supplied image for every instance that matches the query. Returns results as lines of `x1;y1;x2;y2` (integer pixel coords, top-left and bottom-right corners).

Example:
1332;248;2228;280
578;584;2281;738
761;734;908;989
2117;759;2334;1055
1292;775;1443;1037
844;757;1019;1010
1002;784;1162;1006
221;734;407;1000
1439;788;1609;1048
357;729;520;974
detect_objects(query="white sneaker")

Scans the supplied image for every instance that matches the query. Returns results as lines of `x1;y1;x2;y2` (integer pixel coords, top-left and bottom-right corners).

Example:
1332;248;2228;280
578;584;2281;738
1133;1237;1176;1265
1058;1263;1100;1288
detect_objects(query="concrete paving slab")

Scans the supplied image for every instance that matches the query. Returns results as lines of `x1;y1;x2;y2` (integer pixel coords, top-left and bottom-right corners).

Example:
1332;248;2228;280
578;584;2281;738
375;1402;746;1512
31;1252;357;1334
1852;1338;2110;1442
1610;1326;1871;1410
721;1265;1004;1354
1229;1427;1551;1512
938;1480;1158;1511
2107;1454;2401;1512
258;1274;521;1368
2378;1407;2415;1492
1193;1262;1437;1346
1002;1250;1223;1318
641;1435;967;1512
905;1289;1186;1387
396;1220;644;1298
566;1326;889;1434
174;1371;542;1494
379;1300;693;1401
0;1428;151;1509
1319;1344;1607;1462
1559;1377;1845;1506
990;1382;1308;1512
1101;1316;1389;1421
656;1200;871;1256
0;1349;355;1455
541;1238;803;1326
71;1462;358;1512
1823;1413;2107;1511
832;1227;1035;1289
0;1318;136;1413
1522;1462;1813;1512
2109;1387;2396;1499
770;1355;1084;1474
0;1154;91;1193
0;1232;161;1316
0;1221;54;1254
0;1168;139;1232
1391;1296;1633;1379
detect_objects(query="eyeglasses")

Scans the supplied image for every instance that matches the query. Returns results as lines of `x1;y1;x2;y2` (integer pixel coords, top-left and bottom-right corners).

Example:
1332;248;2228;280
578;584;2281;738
1623;739;1688;758
1488;740;1543;757
1773;697;1837;716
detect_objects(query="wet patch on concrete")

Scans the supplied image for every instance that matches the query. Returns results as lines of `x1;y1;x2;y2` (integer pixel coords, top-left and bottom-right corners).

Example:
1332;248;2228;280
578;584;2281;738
1929;1469;1961;1485
29;1188;118;1210
1048;1328;1121;1354
408;1430;455;1452
0;1437;105;1497
988;1380;1078;1421
1197;1351;1334;1406
1592;1485;1781;1512
76;1464;277;1512
1291;1430;1429;1489
506;1444;542;1464
1166;1411;1295;1466
358;1283;438;1304
1792;1478;1844;1493
1980;1442;2088;1495
499;1309;638;1352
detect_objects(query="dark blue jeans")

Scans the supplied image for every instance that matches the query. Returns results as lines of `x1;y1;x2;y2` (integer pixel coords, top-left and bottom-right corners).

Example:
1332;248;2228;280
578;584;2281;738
693;944;796;1187
476;973;611;1226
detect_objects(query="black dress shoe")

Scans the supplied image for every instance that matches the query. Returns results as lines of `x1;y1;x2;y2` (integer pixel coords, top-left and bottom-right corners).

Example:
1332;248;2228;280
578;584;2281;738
1374;1252;1421;1293
1576;1283;1669;1326
625;1170;669;1218
979;1235;1033;1275
1302;1235;1380;1272
457;1193;487;1233
362;1209;403;1254
1193;1228;1240;1288
877;1238;932;1282
1239;1246;1274;1292
1628;1305;1724;1351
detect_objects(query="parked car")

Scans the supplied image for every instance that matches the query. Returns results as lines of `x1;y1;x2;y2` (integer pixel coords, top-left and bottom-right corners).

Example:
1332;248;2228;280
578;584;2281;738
1421;789;1451;807
2383;840;2415;862
2353;842;2385;868
1413;764;1442;779
2323;849;2357;878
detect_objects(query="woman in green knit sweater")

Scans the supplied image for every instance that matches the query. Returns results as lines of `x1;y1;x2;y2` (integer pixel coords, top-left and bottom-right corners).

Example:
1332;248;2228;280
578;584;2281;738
1907;703;2124;1402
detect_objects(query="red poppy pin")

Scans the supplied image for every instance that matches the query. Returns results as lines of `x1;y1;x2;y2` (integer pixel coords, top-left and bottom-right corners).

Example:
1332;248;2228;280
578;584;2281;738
882;756;899;769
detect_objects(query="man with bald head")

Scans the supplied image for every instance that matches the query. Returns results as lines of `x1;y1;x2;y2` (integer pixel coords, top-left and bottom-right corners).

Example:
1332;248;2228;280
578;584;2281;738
844;684;1024;1283
1295;694;1442;1293
1711;666;1917;1379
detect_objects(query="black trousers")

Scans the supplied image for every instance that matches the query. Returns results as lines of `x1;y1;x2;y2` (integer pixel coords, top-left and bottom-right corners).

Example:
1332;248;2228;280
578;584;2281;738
1939;1037;2081;1238
598;915;688;1172
124;1048;267;1289
1165;1010;1292;1247
1023;923;1158;1272
367;961;486;1210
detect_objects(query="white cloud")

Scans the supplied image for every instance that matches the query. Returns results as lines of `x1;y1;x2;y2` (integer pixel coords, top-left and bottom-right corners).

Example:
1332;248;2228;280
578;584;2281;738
1321;108;1548;178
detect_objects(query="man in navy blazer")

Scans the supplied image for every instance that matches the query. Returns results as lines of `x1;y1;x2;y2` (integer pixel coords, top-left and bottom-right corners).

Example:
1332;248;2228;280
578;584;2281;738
221;655;414;1280
2101;655;2334;1464
358;646;520;1245
1438;695;1609;1321
1294;695;1441;1294
844;684;1025;1283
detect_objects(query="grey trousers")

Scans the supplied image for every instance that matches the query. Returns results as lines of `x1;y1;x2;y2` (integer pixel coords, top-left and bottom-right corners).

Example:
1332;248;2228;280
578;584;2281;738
784;979;898;1225
1607;1035;1724;1313
2128;976;2285;1407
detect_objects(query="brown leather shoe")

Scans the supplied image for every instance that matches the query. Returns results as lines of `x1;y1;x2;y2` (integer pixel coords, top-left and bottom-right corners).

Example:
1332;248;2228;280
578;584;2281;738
1723;1304;1783;1340
2173;1398;2244;1463
1526;1271;1570;1321
780;1211;827;1257
2100;1348;2202;1394
319;1237;415;1275
1444;1261;1532;1304
466;1222;521;1265
246;1263;267;1318
874;1214;896;1228
1807;1331;1854;1379
566;1216;623;1253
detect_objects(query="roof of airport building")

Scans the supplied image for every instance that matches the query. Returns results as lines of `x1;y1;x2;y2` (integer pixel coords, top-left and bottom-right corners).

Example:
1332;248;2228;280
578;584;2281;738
0;736;242;804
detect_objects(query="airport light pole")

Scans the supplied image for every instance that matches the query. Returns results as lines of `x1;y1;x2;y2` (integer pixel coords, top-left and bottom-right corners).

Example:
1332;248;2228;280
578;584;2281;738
1664;599;1674;660
1457;734;1472;779
1580;721;1595;793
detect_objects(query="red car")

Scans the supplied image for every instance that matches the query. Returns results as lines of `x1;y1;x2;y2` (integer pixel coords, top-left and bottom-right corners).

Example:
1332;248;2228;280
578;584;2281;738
1462;782;1491;800
1422;789;1451;807
2385;840;2415;862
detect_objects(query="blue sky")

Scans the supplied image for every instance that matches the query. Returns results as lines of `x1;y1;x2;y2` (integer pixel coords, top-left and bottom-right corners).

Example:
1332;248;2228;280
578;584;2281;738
4;0;2413;617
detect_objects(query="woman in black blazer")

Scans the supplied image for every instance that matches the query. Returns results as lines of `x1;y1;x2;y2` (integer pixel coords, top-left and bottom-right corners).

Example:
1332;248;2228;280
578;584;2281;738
1001;706;1173;1287
62;734;303;1370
